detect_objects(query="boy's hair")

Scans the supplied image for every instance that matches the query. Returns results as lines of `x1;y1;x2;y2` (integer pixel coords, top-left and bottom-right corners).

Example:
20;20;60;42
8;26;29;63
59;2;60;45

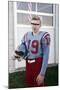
32;15;40;20
31;15;41;25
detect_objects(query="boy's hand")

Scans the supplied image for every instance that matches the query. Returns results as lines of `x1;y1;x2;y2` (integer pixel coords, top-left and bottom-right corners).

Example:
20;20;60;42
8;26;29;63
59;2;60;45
36;74;44;86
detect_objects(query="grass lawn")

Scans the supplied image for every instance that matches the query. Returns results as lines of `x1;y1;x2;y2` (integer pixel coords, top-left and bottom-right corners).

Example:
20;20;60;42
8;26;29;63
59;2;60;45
9;65;58;89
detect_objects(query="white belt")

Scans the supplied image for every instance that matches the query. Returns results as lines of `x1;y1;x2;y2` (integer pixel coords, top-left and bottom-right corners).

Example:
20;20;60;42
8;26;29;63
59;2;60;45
28;59;35;63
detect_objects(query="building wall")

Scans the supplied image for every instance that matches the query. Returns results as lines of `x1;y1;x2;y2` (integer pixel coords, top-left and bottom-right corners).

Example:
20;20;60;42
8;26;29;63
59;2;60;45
55;5;59;63
8;2;15;73
8;2;59;73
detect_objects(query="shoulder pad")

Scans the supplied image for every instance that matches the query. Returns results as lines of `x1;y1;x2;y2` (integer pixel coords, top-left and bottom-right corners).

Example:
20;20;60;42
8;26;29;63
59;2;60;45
42;32;50;45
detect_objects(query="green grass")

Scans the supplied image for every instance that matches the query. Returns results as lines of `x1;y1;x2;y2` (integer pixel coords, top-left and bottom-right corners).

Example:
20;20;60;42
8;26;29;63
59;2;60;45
45;65;58;86
9;65;58;89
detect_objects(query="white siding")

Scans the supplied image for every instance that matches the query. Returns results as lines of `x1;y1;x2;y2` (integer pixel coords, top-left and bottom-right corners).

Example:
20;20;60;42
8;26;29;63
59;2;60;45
8;2;59;73
8;2;15;73
55;5;59;63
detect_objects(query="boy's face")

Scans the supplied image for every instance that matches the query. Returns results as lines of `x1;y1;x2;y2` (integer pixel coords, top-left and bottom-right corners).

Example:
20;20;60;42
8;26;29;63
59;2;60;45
31;19;41;33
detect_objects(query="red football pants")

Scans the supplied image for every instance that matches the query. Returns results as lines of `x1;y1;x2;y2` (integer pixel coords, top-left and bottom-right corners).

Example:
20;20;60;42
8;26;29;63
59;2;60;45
25;57;44;87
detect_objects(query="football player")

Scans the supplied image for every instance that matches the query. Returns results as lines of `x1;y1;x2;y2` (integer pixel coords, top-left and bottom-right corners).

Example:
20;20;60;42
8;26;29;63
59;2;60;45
13;15;50;87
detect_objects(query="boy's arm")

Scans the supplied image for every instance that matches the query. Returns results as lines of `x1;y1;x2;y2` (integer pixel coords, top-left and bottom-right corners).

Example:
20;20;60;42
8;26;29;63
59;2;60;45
12;33;28;60
36;33;50;85
12;43;26;61
40;33;50;76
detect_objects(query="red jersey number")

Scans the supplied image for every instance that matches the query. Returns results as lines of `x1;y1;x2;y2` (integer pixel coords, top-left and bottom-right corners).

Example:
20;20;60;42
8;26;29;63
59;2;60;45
31;40;39;54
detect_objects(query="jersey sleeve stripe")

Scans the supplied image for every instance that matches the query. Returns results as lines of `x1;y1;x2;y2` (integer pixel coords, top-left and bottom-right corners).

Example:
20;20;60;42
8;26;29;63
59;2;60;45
42;32;49;39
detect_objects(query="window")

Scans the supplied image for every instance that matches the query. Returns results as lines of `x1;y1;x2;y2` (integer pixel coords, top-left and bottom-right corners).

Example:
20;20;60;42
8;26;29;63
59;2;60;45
37;3;53;13
17;13;53;26
17;2;36;11
16;2;53;27
17;13;30;25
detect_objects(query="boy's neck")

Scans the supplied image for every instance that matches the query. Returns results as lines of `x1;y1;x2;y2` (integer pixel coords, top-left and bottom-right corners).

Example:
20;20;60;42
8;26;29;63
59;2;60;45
33;31;39;36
